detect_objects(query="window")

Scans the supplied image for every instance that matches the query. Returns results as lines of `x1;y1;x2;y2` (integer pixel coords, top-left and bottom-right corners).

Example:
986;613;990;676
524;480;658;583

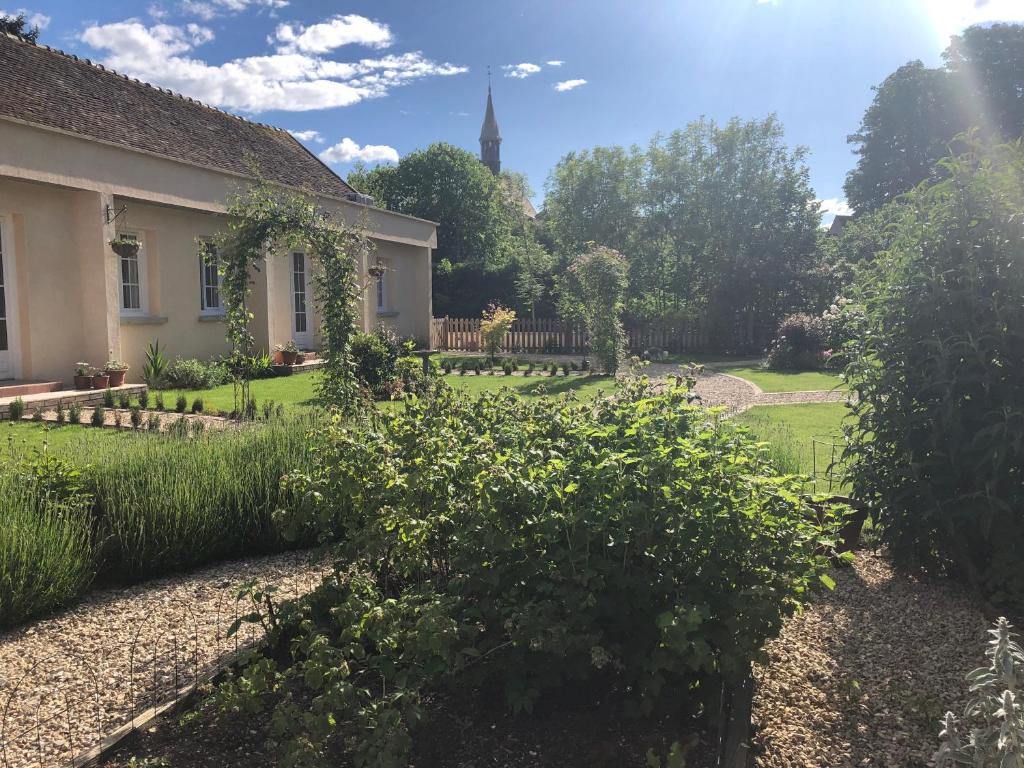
200;241;222;314
292;252;307;334
119;233;143;313
376;272;385;311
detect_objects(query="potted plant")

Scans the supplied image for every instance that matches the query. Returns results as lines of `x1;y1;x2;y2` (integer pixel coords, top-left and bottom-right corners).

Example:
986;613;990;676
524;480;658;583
73;362;93;390
92;369;110;389
276;341;300;366
295;350;307;365
104;354;130;387
109;236;140;258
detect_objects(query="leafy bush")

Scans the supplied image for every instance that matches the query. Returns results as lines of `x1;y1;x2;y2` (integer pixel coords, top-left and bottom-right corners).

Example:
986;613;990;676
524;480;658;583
103;388;115;408
819;297;865;370
91;406;105;427
175;395;188;414
351;326;404;398
8;397;24;421
138;389;150;409
562;244;628;374
165;357;229;390
764;313;826;370
155;393;165;411
142;340;168;387
118;392;131;409
69;402;82;425
211;381;834;766
191;397;204;414
936;618;1024;767
844;141;1024;603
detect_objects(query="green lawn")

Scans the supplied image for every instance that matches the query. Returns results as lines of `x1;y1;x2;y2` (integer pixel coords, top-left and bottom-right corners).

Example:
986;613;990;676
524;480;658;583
444;372;614;399
2;420;146;456
721;366;843;393
734;401;850;492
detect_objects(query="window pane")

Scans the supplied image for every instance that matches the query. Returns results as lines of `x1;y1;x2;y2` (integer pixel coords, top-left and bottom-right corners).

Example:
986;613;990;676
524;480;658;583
0;319;6;351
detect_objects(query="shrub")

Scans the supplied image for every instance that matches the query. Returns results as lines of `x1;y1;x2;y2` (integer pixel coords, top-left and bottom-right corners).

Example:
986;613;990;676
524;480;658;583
55;401;65;425
191;397;204;414
138;389;150;409
548;363;557;376
480;302;516;363
214;381;834;766
118;392;131;409
0;464;95;628
91;406;105;427
130;406;142;430
936;618;1024;767
113;410;123;429
503;362;513;376
351;327;405;398
69;402;82;425
563;244;628;374
147;413;161;432
764;313;826;370
442;359;453;375
582;358;591;372
562;362;570;376
142;340;169;387
175;395;188;414
844;141;1024;604
31;407;42;422
458;360;469;376
103;389;115;408
165;358;229;390
155;393;165;411
8;397;24;421
525;363;534;377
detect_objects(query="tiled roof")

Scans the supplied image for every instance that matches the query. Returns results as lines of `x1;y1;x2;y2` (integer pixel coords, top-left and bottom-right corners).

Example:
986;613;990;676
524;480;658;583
0;33;356;199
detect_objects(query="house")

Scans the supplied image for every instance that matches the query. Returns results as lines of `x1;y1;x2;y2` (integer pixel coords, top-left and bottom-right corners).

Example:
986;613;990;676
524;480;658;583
0;32;435;386
827;214;853;236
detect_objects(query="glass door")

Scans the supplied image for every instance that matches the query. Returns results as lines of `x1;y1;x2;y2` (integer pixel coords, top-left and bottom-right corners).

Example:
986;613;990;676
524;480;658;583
292;252;311;348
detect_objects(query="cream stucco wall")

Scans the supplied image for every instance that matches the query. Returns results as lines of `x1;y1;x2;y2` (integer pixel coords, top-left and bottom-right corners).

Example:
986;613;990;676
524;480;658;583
0;118;435;384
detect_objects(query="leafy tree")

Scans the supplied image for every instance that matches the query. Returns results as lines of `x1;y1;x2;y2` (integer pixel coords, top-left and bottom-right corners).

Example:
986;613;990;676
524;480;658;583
545;116;821;349
0;13;40;42
479;302;516;363
845;23;1024;213
844;139;1024;602
844;62;965;212
349;144;541;316
563;244;628;374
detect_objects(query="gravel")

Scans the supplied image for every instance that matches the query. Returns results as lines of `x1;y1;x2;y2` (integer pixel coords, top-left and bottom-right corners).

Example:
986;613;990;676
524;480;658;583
752;551;992;767
0;549;332;768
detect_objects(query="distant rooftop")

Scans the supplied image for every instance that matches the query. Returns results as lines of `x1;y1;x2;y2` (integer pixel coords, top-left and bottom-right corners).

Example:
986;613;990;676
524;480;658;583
0;32;356;199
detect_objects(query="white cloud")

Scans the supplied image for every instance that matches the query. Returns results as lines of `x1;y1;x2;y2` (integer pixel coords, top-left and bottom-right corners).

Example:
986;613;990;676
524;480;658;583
546;60;564;66
0;7;51;29
502;62;541;79
148;3;168;20
78;20;467;113
288;129;323;142
179;0;287;20
818;197;853;218
554;78;586;92
274;14;392;54
319;137;398;164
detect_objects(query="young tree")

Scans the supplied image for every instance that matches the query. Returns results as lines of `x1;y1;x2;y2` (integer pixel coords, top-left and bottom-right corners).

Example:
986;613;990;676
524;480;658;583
0;13;40;42
479;302;516;363
564;244;628;374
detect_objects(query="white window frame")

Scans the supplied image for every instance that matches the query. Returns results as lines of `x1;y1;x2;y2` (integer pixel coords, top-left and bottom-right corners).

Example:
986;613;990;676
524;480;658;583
118;231;147;316
199;239;224;316
375;259;389;313
0;213;22;379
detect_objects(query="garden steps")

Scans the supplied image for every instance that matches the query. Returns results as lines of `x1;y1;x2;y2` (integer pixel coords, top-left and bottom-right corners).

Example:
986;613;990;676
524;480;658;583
0;384;147;419
271;357;326;376
0;380;63;399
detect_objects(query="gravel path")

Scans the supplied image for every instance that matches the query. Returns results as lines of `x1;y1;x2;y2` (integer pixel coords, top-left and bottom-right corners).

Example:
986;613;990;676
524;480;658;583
644;363;849;414
752;551;991;767
0;549;332;768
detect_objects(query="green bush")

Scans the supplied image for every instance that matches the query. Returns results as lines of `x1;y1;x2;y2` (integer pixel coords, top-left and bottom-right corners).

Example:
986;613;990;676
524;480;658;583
351;326;404;398
191;397;204;414
91;406;105;427
764;313;826;370
8;397;24;421
165;357;229;390
138;389;150;409
175;395;188;414
215;381;833;766
69;402;82;425
103;388;115;408
0;456;96;628
155;393;165;411
845;141;1024;604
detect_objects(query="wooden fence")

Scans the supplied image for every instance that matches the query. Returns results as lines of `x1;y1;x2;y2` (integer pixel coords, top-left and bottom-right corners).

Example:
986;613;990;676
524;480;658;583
430;316;713;354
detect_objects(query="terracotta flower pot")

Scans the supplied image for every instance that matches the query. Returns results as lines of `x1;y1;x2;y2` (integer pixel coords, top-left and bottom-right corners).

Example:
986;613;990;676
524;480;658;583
73;374;93;390
281;350;298;366
92;373;110;390
106;368;128;387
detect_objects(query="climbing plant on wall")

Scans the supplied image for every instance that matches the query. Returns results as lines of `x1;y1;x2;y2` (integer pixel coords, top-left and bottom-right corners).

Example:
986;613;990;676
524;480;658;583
207;176;372;415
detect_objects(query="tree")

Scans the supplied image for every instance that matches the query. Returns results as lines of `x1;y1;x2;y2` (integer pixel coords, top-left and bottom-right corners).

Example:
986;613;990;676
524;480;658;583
544;116;821;349
563;244;628;374
479;302;516;363
845;23;1024;213
348;144;541;317
844;62;964;213
844;139;1024;601
0;13;40;42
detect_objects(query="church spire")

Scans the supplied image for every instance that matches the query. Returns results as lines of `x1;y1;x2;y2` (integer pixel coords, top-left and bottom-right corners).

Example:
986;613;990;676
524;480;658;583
479;68;501;175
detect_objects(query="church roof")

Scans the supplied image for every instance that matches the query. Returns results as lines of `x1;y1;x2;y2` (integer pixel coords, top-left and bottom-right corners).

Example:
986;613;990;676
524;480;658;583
480;86;501;142
0;32;356;199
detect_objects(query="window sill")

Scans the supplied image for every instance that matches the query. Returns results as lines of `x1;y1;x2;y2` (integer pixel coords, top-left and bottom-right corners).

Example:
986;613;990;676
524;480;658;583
120;314;168;325
377;310;399;318
198;314;226;323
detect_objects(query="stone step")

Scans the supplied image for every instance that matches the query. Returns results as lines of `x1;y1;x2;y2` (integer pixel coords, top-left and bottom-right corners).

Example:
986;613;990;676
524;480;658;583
0;380;64;399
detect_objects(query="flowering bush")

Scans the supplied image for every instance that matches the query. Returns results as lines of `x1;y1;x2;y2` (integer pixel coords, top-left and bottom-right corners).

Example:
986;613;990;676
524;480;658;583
764;313;826;370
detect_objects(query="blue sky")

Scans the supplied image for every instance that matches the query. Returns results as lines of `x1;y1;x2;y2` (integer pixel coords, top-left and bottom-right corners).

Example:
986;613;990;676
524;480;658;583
7;0;1024;223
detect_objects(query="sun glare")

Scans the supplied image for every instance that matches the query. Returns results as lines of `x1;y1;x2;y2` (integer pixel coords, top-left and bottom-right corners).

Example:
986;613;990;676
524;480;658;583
920;0;1024;45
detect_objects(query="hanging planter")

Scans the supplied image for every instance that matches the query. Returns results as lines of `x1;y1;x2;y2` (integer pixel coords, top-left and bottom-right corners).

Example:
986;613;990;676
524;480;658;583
367;263;385;279
110;237;140;258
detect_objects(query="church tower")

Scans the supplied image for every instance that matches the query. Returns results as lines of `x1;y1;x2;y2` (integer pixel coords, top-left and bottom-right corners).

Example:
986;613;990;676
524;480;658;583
479;81;501;176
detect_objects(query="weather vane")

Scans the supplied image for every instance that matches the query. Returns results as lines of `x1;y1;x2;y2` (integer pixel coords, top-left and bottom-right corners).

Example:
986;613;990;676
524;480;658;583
487;64;491;88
